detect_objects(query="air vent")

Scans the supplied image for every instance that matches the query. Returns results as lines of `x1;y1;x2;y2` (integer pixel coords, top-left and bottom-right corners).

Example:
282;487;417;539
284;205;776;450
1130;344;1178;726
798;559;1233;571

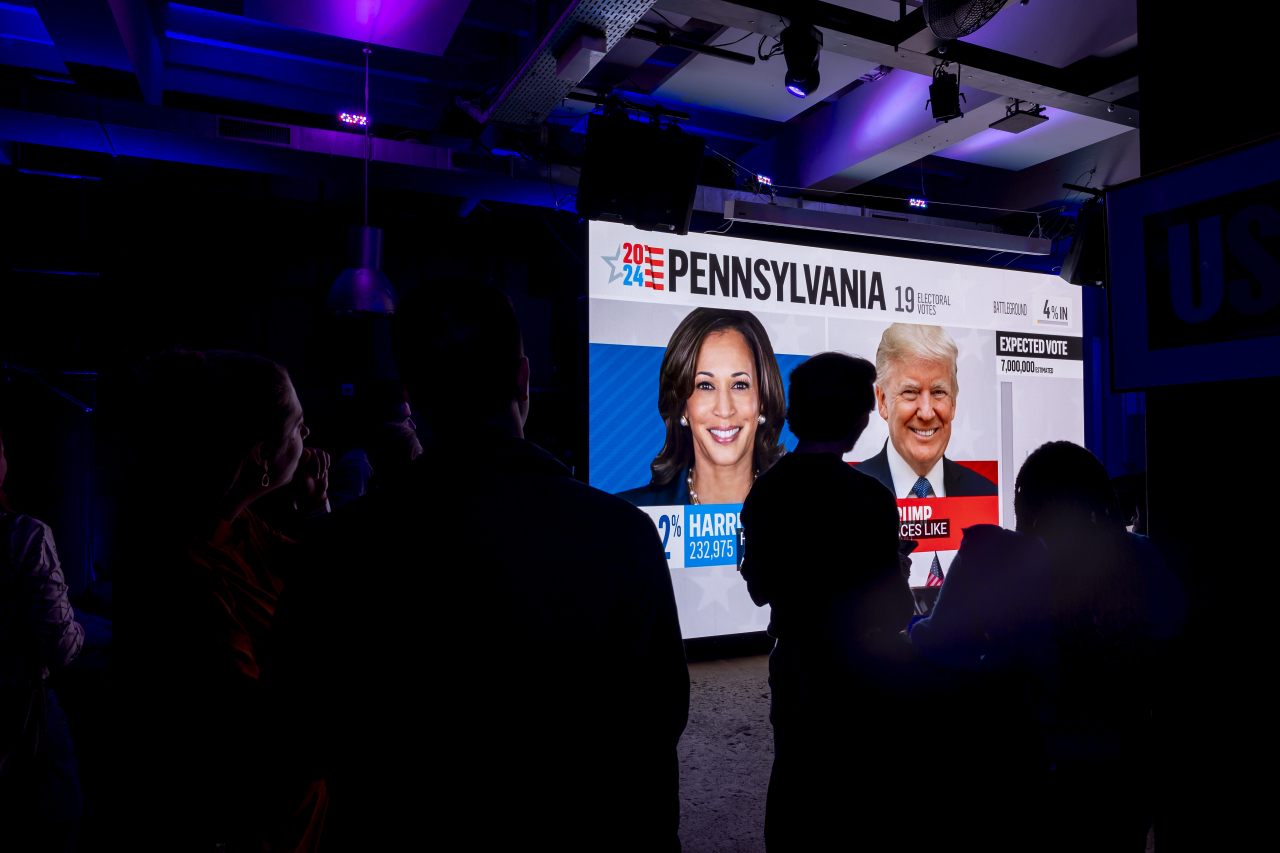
872;214;908;222
450;152;512;176
216;116;292;147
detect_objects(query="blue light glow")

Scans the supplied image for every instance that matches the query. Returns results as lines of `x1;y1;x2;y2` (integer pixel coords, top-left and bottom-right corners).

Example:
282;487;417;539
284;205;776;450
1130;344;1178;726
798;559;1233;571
18;169;101;181
757;174;772;187
786;84;806;98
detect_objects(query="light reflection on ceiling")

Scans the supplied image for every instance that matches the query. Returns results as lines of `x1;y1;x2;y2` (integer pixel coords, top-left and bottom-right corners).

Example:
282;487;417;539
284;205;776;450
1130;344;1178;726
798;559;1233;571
934;107;1134;170
242;0;469;56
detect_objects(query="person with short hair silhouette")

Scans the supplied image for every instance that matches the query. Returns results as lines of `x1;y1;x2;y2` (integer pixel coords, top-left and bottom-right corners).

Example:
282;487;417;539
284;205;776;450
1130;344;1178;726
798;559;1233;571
272;279;689;851
912;441;1184;853
739;352;914;851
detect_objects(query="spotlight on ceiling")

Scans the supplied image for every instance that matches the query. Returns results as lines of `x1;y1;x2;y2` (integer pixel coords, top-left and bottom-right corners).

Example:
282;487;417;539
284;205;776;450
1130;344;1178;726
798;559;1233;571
781;22;822;98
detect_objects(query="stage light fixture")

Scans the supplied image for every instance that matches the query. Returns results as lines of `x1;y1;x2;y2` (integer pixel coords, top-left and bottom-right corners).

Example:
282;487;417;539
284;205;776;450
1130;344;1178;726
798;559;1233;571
757;174;773;187
339;112;368;126
781;23;822;98
910;198;928;209
926;65;965;122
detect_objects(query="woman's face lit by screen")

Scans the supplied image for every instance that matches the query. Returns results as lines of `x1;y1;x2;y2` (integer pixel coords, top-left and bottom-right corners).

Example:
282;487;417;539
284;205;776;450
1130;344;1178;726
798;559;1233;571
683;330;760;497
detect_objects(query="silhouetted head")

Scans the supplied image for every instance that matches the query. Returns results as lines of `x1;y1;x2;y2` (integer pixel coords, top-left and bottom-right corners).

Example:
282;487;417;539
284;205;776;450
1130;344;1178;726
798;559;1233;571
1018;444;1152;681
786;352;877;451
137;349;308;515
1014;441;1122;537
392;279;528;439
650;307;786;486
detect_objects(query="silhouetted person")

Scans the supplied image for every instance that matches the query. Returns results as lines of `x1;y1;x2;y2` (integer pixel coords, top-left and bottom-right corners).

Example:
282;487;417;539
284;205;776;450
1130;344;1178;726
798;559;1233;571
271;279;689;851
912;441;1183;852
739;352;915;851
0;425;84;853
909;524;1055;851
116;350;330;852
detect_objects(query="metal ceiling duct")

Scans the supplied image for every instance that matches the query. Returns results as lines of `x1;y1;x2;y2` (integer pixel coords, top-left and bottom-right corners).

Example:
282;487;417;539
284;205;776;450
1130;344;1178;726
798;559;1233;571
326;226;397;315
459;0;659;128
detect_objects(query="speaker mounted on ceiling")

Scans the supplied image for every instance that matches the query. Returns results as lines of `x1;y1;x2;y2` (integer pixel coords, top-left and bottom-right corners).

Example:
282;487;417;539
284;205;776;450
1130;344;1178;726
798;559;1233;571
577;110;705;236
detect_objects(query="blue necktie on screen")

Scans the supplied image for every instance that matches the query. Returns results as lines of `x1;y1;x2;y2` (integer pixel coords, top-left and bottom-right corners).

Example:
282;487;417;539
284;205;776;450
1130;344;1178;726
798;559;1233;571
911;476;932;499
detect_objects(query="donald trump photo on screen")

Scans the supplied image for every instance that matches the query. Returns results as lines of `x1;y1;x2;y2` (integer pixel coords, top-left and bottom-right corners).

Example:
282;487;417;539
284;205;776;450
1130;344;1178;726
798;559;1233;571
855;323;998;499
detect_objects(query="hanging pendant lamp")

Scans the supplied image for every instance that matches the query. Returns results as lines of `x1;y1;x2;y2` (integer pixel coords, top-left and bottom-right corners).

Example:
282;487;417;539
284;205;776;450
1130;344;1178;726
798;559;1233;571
326;46;396;315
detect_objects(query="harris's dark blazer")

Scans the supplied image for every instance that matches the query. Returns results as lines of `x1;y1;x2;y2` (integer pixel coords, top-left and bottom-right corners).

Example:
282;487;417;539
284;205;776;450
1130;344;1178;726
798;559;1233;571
855;440;998;498
616;474;691;507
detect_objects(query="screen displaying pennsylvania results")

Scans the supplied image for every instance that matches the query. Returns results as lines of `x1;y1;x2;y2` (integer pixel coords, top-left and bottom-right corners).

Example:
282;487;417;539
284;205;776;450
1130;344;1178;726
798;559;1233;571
588;221;1084;638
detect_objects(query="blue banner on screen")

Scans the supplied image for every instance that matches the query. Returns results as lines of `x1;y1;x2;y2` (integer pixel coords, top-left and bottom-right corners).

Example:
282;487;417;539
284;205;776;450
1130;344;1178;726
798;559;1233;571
684;505;740;567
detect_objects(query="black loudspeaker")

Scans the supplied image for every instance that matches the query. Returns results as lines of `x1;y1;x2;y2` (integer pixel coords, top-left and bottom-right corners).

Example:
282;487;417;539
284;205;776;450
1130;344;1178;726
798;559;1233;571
1060;199;1107;286
577;111;704;235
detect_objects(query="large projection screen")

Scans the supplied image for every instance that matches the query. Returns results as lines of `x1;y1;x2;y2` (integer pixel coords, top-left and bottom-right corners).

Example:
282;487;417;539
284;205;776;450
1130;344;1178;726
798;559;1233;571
589;222;1084;639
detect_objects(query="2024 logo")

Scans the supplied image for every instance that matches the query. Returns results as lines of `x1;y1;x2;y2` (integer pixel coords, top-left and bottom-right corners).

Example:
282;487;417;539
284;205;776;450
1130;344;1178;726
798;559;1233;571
601;242;666;290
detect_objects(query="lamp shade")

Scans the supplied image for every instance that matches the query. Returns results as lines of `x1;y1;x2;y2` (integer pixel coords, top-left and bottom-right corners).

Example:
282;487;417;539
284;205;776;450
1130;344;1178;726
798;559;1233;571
326;226;396;315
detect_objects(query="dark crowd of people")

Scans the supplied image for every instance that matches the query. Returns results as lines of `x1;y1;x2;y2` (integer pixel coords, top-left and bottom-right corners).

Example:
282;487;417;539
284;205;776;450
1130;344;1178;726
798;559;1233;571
0;278;1183;852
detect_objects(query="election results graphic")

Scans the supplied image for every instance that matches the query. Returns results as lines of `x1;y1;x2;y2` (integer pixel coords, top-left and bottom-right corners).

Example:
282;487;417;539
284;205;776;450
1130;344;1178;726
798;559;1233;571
588;221;1084;639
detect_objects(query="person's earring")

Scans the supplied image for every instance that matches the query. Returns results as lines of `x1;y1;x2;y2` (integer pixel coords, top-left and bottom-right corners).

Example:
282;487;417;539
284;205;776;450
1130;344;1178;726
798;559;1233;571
261;471;270;488
758;415;766;425
679;415;688;427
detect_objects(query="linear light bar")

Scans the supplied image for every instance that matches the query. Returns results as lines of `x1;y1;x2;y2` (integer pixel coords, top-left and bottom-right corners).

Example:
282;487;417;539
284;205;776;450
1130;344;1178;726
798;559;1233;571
723;200;1052;255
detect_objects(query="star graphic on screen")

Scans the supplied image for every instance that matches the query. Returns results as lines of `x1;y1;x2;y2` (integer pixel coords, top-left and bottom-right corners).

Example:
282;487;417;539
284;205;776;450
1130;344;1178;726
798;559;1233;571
691;564;738;612
600;244;624;283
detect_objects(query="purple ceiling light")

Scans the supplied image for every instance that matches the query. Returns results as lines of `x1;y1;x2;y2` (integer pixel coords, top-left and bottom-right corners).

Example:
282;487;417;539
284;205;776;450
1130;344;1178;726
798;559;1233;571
242;0;469;57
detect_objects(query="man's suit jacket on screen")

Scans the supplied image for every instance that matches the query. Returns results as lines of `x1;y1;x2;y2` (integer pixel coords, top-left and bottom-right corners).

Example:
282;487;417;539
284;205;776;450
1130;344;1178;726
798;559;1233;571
854;440;998;498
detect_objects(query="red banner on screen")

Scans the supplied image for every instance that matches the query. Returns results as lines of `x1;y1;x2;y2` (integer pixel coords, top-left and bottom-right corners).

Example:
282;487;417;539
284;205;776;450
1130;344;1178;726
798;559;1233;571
896;496;999;551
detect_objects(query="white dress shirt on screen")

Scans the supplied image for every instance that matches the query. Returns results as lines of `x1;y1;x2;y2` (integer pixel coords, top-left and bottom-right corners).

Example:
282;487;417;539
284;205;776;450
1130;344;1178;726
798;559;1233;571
886;442;946;498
